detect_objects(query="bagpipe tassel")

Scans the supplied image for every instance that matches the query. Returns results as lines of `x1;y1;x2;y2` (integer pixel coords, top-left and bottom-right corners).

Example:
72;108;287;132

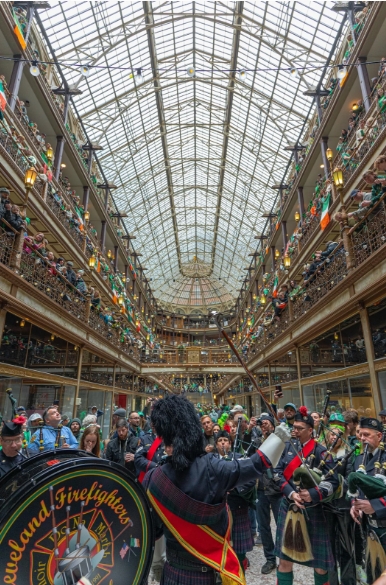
366;529;386;582
282;506;314;563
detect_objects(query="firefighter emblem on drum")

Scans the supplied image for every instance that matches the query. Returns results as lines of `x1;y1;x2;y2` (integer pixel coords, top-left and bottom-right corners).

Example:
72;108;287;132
0;455;154;585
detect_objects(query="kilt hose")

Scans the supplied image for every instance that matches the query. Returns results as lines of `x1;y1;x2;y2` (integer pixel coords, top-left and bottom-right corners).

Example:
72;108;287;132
230;505;254;554
274;497;335;571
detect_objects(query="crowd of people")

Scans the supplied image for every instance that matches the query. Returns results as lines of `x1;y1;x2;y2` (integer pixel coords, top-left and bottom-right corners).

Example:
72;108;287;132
2;391;386;584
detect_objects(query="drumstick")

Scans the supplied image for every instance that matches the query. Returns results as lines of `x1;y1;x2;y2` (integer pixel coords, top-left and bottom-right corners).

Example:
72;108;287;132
49;486;59;572
77;500;85;548
65;506;71;555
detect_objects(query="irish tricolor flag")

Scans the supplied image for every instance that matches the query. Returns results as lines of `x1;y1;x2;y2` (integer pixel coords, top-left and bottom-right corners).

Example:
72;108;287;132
320;194;331;230
272;274;279;298
0;80;6;111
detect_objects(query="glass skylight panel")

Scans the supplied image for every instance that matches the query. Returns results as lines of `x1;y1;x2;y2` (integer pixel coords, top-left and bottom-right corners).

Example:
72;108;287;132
39;1;344;308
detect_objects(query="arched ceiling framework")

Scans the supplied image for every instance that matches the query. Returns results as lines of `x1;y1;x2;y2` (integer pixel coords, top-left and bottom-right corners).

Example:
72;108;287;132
42;1;343;309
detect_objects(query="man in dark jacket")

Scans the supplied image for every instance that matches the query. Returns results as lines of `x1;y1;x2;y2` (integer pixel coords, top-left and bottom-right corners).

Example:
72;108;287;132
201;414;215;452
66;261;77;286
4;205;25;232
143;395;290;585
104;420;139;473
0;187;11;220
135;428;165;479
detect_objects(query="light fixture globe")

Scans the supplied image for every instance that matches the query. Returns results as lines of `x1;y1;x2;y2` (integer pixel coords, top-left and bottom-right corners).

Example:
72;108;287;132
332;167;344;188
30;61;40;77
24;167;38;191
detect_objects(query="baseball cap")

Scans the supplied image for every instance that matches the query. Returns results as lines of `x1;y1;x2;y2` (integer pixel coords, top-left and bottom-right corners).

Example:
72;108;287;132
350;189;360;198
284;402;297;411
230;404;245;414
379;409;386;416
260;414;275;426
16;406;26;413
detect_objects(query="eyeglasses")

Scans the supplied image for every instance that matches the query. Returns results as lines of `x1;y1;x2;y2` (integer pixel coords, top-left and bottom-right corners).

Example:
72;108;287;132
293;426;308;432
1;438;22;445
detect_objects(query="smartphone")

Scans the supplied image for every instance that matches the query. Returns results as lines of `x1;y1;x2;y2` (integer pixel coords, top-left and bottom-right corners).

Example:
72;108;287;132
275;385;283;398
53;399;59;406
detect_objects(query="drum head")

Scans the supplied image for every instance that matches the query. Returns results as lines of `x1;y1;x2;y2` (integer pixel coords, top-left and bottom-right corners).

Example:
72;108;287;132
0;451;154;585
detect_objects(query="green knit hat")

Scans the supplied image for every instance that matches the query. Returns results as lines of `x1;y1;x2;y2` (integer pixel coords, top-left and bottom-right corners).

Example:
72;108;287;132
329;412;346;432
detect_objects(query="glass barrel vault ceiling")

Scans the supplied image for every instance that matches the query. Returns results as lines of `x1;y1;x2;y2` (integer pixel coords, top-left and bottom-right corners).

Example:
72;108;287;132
41;1;343;310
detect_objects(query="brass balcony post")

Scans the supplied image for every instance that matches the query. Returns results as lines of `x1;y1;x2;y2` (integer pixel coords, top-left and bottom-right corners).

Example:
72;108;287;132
337;184;355;271
359;302;382;411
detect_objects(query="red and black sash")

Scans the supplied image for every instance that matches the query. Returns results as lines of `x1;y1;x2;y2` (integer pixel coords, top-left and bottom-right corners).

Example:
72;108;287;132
138;436;163;483
147;466;245;585
283;439;316;481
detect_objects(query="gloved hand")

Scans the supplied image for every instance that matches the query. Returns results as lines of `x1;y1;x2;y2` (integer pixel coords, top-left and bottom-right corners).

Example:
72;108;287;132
274;422;291;443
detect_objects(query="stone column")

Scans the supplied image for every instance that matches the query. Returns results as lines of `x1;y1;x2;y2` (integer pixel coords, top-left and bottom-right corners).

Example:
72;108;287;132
359;303;383;412
357;56;372;112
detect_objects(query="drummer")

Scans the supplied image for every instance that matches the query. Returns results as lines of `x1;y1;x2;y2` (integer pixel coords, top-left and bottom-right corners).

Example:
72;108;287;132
28;406;78;452
0;416;27;478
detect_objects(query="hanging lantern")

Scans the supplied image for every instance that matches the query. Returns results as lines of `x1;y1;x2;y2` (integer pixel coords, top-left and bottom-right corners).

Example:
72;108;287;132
46;145;54;162
122;275;126;283
24;167;38;191
283;255;291;268
332;167;344;188
334;332;339;340
84;210;90;222
260;294;266;305
50;334;55;341
247;319;252;327
20;319;25;327
107;250;112;259
118;294;125;306
294;210;300;222
275;249;280;259
88;254;96;270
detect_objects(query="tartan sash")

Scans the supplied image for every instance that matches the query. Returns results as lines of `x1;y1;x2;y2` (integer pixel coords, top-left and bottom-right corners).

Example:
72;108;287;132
283;439;316;481
138;437;163;483
147;466;245;585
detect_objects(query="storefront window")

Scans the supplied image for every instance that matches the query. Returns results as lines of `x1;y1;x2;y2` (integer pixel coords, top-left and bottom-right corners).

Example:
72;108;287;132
303;375;374;417
0;376;76;419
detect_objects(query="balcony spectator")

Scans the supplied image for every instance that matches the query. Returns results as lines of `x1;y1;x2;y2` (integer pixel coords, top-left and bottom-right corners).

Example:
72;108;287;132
4;205;26;232
91;289;101;309
75;270;87;294
0;187;11;219
56;257;65;271
66;261;77;286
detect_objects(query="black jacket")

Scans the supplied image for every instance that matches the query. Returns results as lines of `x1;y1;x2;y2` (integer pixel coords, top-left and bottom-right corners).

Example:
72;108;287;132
4;210;25;231
134;431;165;476
66;268;77;286
105;432;140;473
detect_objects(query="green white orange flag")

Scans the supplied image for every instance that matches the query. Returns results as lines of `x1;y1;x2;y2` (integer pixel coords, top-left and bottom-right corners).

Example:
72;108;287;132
0;80;6;111
320;194;331;230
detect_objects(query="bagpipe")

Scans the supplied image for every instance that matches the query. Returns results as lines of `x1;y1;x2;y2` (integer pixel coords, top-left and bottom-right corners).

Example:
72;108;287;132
347;427;386;582
6;388;29;457
315;389;331;440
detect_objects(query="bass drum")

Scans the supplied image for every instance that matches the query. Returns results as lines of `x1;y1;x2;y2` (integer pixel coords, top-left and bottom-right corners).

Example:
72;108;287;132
0;449;154;585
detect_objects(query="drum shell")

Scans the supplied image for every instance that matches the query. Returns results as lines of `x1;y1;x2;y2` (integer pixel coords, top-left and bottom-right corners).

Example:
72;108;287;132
0;450;154;585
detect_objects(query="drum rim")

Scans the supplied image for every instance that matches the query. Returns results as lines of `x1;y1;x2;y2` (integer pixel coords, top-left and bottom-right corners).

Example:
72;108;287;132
0;450;155;585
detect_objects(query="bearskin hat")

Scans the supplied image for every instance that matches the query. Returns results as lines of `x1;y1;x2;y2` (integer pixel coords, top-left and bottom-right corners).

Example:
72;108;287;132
150;395;204;470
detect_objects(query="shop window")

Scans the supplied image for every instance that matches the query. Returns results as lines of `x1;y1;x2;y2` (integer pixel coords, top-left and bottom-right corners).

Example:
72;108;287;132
303;376;374;417
75;388;112;438
0;376;75;420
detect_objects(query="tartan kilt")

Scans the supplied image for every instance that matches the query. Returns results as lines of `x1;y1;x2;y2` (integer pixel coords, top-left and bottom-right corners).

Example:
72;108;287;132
160;561;216;585
274;497;334;570
231;505;254;554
